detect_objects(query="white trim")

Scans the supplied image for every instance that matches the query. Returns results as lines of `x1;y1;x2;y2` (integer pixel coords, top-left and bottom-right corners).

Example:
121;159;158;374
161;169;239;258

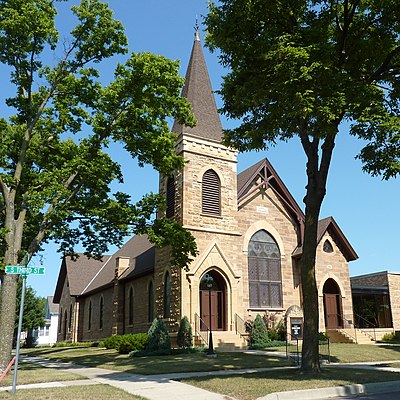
81;255;112;295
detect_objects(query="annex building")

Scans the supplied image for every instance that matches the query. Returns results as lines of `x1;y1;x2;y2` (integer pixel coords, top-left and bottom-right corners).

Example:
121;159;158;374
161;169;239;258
54;32;359;348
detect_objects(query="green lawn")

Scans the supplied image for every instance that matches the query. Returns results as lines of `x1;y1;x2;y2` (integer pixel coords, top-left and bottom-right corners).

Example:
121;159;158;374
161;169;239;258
0;361;86;387
22;347;290;374
1;384;146;400
269;343;400;363
182;367;400;400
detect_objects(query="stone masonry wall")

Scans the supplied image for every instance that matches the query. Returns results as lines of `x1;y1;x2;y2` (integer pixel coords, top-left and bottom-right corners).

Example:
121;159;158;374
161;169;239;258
315;233;354;331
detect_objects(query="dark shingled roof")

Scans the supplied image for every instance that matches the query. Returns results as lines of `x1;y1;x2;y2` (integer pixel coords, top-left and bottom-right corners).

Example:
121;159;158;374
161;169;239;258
53;235;155;302
172;32;223;142
83;235;155;294
292;216;358;261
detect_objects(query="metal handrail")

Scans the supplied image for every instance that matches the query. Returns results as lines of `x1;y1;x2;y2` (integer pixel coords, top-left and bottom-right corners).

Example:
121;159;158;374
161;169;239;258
234;313;249;342
194;313;209;346
286;332;300;365
354;313;377;341
326;313;357;343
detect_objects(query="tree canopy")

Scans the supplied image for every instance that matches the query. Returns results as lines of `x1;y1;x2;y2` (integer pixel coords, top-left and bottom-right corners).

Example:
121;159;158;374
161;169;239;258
0;0;197;371
206;0;400;372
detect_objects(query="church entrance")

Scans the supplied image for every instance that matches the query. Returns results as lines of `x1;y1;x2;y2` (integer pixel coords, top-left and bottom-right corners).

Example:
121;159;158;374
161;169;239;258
323;278;343;329
199;270;226;331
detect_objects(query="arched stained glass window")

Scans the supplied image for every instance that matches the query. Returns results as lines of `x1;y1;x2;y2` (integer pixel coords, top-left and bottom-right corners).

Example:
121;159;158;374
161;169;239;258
202;169;221;215
99;297;104;329
69;304;73;332
88;300;92;331
248;230;282;308
163;272;171;319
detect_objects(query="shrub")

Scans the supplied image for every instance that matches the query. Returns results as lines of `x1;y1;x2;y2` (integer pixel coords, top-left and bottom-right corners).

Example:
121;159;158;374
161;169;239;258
318;332;329;343
102;333;148;353
381;331;400;342
268;320;286;341
177;316;193;349
147;318;171;351
116;333;148;354
249;314;269;346
103;335;123;350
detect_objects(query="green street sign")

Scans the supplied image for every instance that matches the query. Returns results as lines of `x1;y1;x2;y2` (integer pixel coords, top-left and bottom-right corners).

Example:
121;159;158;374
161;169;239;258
5;266;45;275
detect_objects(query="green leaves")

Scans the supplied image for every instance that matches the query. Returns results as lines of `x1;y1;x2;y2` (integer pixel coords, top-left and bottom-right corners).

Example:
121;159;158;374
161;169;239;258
0;0;197;270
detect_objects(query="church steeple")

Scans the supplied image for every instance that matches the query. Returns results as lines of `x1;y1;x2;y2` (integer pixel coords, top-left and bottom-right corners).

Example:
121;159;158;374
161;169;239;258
172;29;223;142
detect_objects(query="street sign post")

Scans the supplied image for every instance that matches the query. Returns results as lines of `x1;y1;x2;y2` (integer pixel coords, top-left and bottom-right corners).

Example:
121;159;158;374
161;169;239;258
4;257;45;395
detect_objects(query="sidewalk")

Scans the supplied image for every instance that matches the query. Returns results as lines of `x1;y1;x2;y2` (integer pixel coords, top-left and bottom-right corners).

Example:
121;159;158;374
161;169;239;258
2;356;400;400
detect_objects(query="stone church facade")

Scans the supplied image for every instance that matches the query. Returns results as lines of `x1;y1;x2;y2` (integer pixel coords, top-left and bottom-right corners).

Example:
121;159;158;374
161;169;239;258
54;32;358;346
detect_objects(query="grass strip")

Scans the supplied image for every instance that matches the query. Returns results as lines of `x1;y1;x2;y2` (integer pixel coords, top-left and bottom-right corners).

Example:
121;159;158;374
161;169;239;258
181;367;400;400
0;362;86;388
1;384;146;400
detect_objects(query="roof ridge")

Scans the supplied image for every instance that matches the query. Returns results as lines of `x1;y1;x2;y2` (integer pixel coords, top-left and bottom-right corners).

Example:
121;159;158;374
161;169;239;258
81;255;113;295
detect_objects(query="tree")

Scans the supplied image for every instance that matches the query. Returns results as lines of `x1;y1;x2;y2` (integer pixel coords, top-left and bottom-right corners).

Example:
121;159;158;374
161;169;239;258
249;314;269;347
147;318;171;352
0;0;197;371
14;279;46;347
205;0;400;372
177;316;193;349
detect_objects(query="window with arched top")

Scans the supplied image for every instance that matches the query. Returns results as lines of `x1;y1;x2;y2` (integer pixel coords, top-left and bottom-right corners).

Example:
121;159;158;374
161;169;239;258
99;297;104;329
323;239;334;253
163;272;171;319
128;287;134;326
248;230;282;308
69;304;73;332
148;281;154;323
88;300;92;331
58;308;62;333
202;169;221;215
166;176;175;218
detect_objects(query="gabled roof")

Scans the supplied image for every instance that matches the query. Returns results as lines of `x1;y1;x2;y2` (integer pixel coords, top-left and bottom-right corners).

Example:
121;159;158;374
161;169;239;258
237;158;305;231
83;235;155;294
45;296;59;316
53;235;155;302
292;216;358;262
172;31;223;142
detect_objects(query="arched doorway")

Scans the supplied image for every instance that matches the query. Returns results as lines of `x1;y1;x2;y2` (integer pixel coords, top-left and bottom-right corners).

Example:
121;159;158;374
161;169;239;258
199;270;226;331
323;278;343;329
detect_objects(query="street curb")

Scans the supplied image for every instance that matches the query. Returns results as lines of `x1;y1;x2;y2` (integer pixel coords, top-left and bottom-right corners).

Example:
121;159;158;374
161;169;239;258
258;380;400;400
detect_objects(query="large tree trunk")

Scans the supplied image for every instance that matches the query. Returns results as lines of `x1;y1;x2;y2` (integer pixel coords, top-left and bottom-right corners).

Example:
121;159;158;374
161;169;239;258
299;131;336;373
300;198;322;373
0;275;19;372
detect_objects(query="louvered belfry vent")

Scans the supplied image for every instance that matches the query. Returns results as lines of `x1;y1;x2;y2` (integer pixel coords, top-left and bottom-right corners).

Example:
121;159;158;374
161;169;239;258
166;176;175;218
202;169;221;215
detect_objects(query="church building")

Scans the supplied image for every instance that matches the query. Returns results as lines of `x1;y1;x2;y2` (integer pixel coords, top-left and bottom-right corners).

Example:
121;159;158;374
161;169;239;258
54;32;358;348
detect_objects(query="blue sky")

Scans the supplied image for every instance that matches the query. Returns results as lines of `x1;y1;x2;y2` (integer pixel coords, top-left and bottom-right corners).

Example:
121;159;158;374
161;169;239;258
5;1;399;297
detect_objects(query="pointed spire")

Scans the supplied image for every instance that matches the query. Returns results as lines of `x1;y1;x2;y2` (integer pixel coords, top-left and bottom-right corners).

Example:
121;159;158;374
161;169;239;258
172;25;223;142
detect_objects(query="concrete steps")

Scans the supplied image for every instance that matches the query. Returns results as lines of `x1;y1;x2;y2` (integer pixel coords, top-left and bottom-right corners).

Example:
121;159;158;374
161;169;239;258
326;328;375;344
194;331;248;351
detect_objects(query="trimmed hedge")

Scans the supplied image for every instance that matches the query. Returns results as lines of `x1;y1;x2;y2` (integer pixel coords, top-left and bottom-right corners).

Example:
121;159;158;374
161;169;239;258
147;318;171;351
102;333;148;354
177;316;193;349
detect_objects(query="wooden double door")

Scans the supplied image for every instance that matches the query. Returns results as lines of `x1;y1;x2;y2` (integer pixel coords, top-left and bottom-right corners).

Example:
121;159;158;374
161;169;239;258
323;278;343;329
200;290;225;331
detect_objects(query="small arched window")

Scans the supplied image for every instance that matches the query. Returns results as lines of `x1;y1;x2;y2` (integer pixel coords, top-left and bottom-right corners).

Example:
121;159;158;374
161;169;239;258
166;176;175;218
99;297;104;329
128;287;134;326
248;230;282;308
88;300;92;331
202;169;221;215
58;308;62;333
163;272;171;319
148;281;154;323
323;239;334;253
69;304;73;332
